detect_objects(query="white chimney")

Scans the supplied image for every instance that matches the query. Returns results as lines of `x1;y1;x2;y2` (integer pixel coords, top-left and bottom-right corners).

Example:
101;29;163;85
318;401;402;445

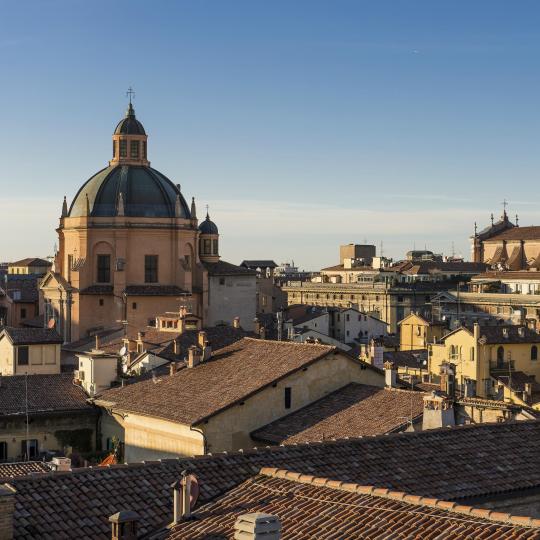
233;317;241;329
51;457;71;472
384;361;397;388
233;513;281;540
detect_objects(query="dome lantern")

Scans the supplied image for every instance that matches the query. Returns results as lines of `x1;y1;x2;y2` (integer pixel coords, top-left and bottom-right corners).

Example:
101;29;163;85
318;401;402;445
198;207;219;262
110;92;149;167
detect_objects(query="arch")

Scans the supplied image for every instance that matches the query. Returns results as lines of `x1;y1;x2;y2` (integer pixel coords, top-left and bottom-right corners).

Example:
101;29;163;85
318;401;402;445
497;346;504;368
532;345;538;361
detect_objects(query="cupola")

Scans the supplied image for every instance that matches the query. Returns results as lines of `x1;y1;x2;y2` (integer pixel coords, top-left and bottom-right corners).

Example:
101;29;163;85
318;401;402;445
110;96;149;167
198;208;219;262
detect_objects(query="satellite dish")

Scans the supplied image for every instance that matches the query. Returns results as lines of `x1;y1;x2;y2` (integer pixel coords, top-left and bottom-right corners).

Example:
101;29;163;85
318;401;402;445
47;318;56;329
119;346;127;357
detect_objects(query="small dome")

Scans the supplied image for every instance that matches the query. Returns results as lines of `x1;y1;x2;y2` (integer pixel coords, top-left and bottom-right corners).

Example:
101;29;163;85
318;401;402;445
199;213;219;234
69;165;190;218
114;103;146;135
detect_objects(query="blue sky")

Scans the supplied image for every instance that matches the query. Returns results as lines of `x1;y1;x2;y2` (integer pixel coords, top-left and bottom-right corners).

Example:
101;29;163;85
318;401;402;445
1;1;539;269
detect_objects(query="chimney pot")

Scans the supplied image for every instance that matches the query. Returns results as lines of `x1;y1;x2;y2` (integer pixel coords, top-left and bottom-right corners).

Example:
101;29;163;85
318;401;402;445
233;513;281;540
109;510;140;540
233;317;241;329
383;360;397;388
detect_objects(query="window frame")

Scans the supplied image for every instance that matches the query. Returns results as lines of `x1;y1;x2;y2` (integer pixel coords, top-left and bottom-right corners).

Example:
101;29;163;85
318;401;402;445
96;254;111;284
17;346;29;366
284;387;292;409
144;255;159;283
119;139;127;158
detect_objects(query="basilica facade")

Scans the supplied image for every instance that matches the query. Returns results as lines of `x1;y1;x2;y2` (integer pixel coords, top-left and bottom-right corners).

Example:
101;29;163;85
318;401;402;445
41;102;255;342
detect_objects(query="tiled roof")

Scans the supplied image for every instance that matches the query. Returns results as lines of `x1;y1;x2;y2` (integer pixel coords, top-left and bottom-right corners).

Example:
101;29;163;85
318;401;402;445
484;226;540;242
0;373;94;417
9;258;51;267
7;421;540;539
0;326;62;345
240;260;278;269
403;261;488;275
474;271;540;282
321;264;376;272
290;308;327;326
96;338;337;425
384;349;428;369
79;284;113;294
0;462;50;478
202;260;257;276
477;325;540;344
162;468;540;540
20;315;45;328
251;384;424;444
6;277;39;303
124;285;189;296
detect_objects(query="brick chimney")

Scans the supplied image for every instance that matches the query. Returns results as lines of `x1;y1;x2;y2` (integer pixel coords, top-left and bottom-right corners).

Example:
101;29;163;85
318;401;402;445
233;513;281;540
109;510;140;540
422;391;455;431
0;484;16;540
187;346;202;368
383;360;397;388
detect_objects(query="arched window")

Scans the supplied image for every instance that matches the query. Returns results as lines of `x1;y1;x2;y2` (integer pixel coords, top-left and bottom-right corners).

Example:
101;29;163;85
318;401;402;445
497;346;504;367
532;346;538;361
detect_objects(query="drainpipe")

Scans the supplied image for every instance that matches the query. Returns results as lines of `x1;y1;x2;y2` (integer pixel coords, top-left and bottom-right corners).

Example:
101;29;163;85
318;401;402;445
189;425;207;454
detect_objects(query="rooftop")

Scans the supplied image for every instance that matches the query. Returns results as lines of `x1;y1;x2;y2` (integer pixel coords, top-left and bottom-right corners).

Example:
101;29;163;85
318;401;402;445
0;373;93;417
240;260;278;269
8;258;51;268
251;383;424;444
161;468;540;540
202;260;257;276
484;226;540;242
0;326;63;346
6;421;540;539
384;349;428;370
0;462;50;478
96;338;339;425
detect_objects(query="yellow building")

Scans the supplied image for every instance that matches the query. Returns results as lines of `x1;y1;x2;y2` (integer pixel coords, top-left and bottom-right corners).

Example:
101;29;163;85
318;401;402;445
7;258;51;276
93;338;386;462
399;312;447;351
429;323;540;399
0;327;62;375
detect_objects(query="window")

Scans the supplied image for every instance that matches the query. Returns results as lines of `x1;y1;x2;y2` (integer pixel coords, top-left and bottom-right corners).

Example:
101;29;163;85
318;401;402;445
132;302;137;310
284;387;292;409
213;239;218;254
145;255;158;283
497;346;505;367
0;441;7;460
99;299;104;307
532;346;538;361
18;346;29;365
142;141;147;159
119;139;127;157
20;308;27;319
346;314;350;321
397;296;404;303
130;140;139;158
21;439;38;459
203;239;211;254
113;140;117;158
97;255;111;283
219;277;225;285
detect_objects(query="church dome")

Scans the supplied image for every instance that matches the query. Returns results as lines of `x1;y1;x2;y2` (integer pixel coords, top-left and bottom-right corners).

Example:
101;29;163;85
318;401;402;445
114;103;146;135
199;213;219;234
68;165;191;218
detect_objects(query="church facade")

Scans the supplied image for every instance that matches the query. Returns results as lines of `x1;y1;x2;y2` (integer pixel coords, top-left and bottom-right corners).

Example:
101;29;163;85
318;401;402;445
41;102;255;342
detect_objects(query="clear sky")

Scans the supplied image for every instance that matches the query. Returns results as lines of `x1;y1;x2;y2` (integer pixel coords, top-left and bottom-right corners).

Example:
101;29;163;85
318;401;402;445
1;1;539;269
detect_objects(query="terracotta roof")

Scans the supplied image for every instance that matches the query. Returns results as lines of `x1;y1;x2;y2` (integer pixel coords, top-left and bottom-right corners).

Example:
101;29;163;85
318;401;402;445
9;258;51;268
0;373;93;417
0;326;62;345
7;421;540;539
473;271;540;281
251;384;424;444
384;349;428;369
202;260;257;276
484;226;540;242
5;277;39;303
321;264;376;272
403;261;488;275
79;284;114;295
0;462;50;478
124;285;189;296
96;338;338;425
162;468;540;540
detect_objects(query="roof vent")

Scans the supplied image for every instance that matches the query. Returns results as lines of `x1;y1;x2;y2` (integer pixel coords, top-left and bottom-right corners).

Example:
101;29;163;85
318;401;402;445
233;513;281;540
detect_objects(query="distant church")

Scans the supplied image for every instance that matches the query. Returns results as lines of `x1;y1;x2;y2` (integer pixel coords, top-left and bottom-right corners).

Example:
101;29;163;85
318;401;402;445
471;207;540;271
41;98;256;342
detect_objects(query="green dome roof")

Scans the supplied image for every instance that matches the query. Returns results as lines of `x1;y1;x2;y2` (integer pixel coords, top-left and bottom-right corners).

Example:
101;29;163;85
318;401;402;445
69;165;190;218
114;103;146;135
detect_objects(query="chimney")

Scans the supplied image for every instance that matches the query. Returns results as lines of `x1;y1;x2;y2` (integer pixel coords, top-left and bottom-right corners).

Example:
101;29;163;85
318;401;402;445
109;510;140;540
383;361;397;388
473;322;480;341
518;327;525;338
524;382;533;403
169;362;177;376
503;327;509;339
254;317;261;335
0;484;16;540
50;457;71;472
464;378;476;398
370;340;384;369
233;513;281;540
171;471;195;524
173;339;179;356
440;362;456;398
422;391;455;431
197;331;207;349
233;316;240;329
259;325;266;340
187;346;202;368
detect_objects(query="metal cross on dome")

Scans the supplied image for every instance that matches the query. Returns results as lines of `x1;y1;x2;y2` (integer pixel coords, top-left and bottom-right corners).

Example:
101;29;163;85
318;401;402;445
501;198;508;214
126;87;135;104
